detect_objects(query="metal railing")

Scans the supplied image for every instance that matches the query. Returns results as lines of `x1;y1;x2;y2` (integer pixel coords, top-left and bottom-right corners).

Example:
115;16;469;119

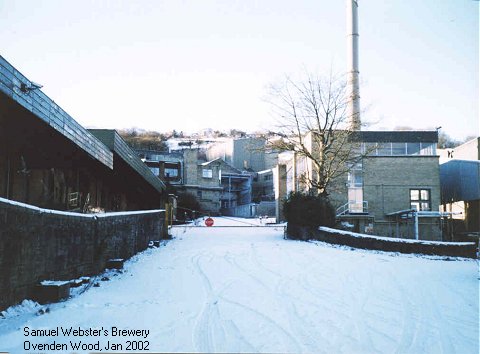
336;201;369;216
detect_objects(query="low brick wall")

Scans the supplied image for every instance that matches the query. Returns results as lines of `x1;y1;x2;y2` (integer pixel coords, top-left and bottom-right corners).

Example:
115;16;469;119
0;198;165;311
286;224;477;259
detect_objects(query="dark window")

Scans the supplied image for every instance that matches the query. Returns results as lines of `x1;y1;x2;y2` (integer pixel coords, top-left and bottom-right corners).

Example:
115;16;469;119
410;189;431;211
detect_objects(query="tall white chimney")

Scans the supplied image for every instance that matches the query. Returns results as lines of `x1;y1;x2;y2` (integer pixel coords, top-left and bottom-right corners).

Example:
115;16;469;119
347;0;361;130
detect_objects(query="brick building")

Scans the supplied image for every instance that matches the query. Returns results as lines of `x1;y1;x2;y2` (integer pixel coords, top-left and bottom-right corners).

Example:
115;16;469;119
276;130;445;240
206;137;278;172
137;148;253;215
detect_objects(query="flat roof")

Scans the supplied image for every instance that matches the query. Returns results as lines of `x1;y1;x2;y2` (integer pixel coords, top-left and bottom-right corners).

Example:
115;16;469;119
351;130;438;143
0;55;113;169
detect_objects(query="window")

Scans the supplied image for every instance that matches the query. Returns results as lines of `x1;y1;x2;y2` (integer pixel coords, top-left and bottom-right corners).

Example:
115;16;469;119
347;165;363;187
410;189;431;211
420;142;435;155
164;162;181;181
197;190;202;199
391;143;406;155
165;168;178;178
377;142;391;156
363;142;378;155
202;169;213;178
406;143;421;155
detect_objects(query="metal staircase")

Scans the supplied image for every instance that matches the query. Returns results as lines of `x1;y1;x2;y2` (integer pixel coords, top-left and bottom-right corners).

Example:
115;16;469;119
336;201;369;217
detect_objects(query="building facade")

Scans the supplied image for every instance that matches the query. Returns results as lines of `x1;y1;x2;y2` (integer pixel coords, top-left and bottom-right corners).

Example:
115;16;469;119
206;137;278;172
277;131;444;240
137;148;253;216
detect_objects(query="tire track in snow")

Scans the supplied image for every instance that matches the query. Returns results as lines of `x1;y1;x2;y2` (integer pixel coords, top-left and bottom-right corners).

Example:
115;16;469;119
418;283;455;353
191;253;217;352
220;247;303;352
219;295;303;353
394;275;424;353
191;253;255;353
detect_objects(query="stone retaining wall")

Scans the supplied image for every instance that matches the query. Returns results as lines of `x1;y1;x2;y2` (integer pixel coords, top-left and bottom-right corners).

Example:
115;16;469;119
0;198;165;311
286;224;477;259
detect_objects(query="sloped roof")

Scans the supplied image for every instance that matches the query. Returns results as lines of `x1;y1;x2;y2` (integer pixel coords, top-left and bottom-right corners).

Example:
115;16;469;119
201;158;244;175
0;55;113;169
89;129;165;193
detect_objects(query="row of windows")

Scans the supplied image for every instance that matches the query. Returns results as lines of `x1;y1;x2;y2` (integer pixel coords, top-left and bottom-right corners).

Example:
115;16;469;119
361;142;436;156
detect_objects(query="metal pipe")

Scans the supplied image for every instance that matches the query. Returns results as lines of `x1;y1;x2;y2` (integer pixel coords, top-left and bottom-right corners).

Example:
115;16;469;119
414;210;419;240
347;0;361;130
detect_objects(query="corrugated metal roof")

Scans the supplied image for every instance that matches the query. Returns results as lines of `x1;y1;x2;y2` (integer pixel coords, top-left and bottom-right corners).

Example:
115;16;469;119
89;129;165;193
0;55;113;169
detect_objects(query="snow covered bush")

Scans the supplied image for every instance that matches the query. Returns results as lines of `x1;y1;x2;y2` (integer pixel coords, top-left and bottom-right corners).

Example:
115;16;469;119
283;192;335;230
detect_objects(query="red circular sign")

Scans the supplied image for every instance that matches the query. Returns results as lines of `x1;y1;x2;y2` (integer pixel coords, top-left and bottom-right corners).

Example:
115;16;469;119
205;217;214;227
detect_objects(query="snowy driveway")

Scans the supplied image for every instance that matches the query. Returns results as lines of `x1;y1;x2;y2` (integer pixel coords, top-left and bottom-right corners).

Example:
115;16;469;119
0;217;478;353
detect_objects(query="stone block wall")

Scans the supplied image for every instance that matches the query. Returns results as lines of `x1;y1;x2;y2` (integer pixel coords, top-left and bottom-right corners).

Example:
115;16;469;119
363;156;441;217
286;224;477;258
0;198;165;311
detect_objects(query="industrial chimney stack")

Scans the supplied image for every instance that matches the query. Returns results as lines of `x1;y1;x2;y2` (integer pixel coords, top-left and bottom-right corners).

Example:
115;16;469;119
347;0;361;130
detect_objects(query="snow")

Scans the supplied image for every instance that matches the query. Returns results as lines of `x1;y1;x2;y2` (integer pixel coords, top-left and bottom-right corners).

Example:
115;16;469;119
0;217;478;353
320;226;477;246
0;196;163;218
40;280;71;287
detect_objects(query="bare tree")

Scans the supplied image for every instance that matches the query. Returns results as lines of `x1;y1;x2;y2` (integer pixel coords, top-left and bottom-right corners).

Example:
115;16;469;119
266;72;365;197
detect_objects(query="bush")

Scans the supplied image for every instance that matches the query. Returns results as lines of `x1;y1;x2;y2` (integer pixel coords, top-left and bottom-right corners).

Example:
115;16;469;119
283;192;335;228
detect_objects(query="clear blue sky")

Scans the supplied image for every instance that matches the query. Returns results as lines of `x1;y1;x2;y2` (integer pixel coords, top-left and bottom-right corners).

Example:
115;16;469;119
1;0;478;140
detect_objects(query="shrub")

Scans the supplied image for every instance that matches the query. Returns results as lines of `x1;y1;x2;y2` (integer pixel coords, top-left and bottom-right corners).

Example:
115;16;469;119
283;192;335;228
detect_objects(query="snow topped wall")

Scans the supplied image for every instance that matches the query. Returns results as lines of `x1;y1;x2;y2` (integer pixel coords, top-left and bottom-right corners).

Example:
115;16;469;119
316;226;477;258
286;224;477;258
0;198;165;311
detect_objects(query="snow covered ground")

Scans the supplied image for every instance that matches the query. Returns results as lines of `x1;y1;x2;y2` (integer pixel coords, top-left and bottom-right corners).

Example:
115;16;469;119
0;217;478;353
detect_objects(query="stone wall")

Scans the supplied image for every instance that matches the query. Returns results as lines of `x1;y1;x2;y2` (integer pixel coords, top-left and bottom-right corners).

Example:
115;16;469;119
0;198;165;311
363;156;441;217
286;224;477;258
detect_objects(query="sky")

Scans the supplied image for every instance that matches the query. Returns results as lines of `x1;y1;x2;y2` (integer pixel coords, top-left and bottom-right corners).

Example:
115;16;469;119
1;0;478;140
